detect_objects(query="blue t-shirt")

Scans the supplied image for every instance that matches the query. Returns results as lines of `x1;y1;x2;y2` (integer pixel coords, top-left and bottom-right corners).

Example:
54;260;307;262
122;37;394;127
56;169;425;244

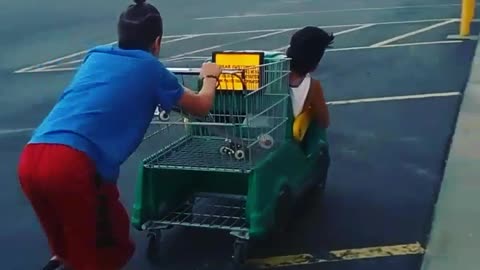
29;45;184;183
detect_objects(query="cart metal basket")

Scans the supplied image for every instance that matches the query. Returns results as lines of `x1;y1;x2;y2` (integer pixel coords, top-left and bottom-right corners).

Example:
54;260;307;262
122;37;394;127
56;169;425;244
147;56;290;173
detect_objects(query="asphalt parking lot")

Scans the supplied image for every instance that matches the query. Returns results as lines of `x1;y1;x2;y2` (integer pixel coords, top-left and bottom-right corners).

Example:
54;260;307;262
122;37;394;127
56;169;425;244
1;0;479;269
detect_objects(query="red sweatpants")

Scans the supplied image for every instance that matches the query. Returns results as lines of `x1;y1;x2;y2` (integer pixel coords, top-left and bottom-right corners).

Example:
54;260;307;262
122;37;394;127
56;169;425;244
18;144;134;270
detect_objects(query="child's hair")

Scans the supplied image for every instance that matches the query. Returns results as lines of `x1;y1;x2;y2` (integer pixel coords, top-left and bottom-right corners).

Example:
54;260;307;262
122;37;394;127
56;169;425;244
117;0;163;50
286;26;335;75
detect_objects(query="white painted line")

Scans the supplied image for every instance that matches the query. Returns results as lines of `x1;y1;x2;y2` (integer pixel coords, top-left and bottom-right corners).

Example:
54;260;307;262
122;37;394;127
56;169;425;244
162;35;199;44
274;24;375;51
14;29;302;73
179;18;462;38
38;59;83;70
174;18;459;37
171;56;210;60
0;92;462;136
336;24;376;34
193;3;470;20
168;27;299;38
446;34;479;40
329;40;463;52
13;41;118;74
0;128;35;135
13;18;463;73
164;56;210;63
35;35;200;71
140;18;463;41
0;92;462;138
13;17;462;73
327;91;461;106
15;40;464;74
370;19;457;47
165;57;203;63
166;29;295;60
163;24;354;40
13;36;194;73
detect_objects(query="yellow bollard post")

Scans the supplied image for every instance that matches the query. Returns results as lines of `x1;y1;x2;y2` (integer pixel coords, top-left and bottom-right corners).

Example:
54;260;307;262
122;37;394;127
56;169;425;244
460;0;476;36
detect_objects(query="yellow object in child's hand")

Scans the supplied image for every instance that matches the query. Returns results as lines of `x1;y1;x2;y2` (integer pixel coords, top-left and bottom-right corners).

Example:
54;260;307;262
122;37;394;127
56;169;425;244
292;108;313;142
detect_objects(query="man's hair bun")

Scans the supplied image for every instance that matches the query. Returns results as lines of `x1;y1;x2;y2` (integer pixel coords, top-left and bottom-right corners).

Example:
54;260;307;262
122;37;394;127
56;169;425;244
118;0;162;50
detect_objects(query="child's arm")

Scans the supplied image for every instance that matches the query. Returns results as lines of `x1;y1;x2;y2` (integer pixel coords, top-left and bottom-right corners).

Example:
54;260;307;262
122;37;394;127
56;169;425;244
308;79;330;128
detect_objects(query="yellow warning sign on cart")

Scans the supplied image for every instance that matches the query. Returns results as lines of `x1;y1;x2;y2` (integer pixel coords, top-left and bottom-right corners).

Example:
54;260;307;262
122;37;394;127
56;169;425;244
212;51;264;91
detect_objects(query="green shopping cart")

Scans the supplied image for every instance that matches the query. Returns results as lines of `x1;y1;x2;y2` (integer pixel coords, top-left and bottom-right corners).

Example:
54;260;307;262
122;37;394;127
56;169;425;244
131;50;330;266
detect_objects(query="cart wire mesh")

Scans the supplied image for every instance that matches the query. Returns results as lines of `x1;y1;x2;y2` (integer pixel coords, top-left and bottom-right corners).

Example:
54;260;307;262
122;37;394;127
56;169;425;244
143;58;291;173
142;193;248;233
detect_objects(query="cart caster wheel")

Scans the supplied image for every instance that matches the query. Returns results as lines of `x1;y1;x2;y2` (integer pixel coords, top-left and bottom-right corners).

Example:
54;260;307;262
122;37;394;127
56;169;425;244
275;186;293;233
146;231;161;262
232;239;248;265
234;149;245;160
258;134;274;149
159;110;169;121
220;146;229;155
304;182;327;207
220;146;235;156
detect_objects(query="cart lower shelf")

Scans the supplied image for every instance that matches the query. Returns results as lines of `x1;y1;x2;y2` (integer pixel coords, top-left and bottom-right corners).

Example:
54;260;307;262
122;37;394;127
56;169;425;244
142;193;249;237
141;193;252;265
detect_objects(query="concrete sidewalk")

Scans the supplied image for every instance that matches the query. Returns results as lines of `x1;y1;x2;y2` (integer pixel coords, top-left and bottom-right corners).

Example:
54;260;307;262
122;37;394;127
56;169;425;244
421;34;480;270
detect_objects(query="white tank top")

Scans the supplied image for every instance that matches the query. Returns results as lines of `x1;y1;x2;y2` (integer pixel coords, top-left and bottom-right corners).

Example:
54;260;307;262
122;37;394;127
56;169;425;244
290;74;311;117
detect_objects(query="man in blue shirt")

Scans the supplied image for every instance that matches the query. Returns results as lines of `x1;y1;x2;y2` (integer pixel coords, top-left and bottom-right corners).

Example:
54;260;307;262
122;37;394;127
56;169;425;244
17;0;221;269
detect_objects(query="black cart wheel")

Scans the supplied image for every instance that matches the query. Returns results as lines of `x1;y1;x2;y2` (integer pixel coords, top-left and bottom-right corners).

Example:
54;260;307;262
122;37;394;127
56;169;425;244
234;149;245;160
232;239;248;265
159;110;169;121
304;152;330;202
302;184;325;206
274;186;293;233
146;231;161;262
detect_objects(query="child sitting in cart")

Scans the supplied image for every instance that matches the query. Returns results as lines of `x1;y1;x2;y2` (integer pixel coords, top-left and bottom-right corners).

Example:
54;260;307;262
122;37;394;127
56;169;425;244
286;26;333;131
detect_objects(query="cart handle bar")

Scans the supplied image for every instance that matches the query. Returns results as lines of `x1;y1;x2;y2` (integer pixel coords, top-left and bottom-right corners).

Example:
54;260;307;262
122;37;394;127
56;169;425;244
167;67;201;75
168;58;290;75
167;67;254;76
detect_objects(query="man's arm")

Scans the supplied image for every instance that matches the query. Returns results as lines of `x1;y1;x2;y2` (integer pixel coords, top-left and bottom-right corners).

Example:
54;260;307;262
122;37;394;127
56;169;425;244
155;62;221;117
309;79;330;128
177;76;218;116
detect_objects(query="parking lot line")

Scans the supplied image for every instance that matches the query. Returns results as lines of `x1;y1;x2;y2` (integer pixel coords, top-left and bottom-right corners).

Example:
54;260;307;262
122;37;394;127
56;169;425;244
327;91;461;105
274;24;375;51
247;242;425;269
193;3;472;20
4;91;461;137
0;128;35;136
13;18;464;74
14;40;465;74
13;41;117;74
33;35;200;72
165;29;307;60
165;29;309;60
327;40;463;52
370;19;457;47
